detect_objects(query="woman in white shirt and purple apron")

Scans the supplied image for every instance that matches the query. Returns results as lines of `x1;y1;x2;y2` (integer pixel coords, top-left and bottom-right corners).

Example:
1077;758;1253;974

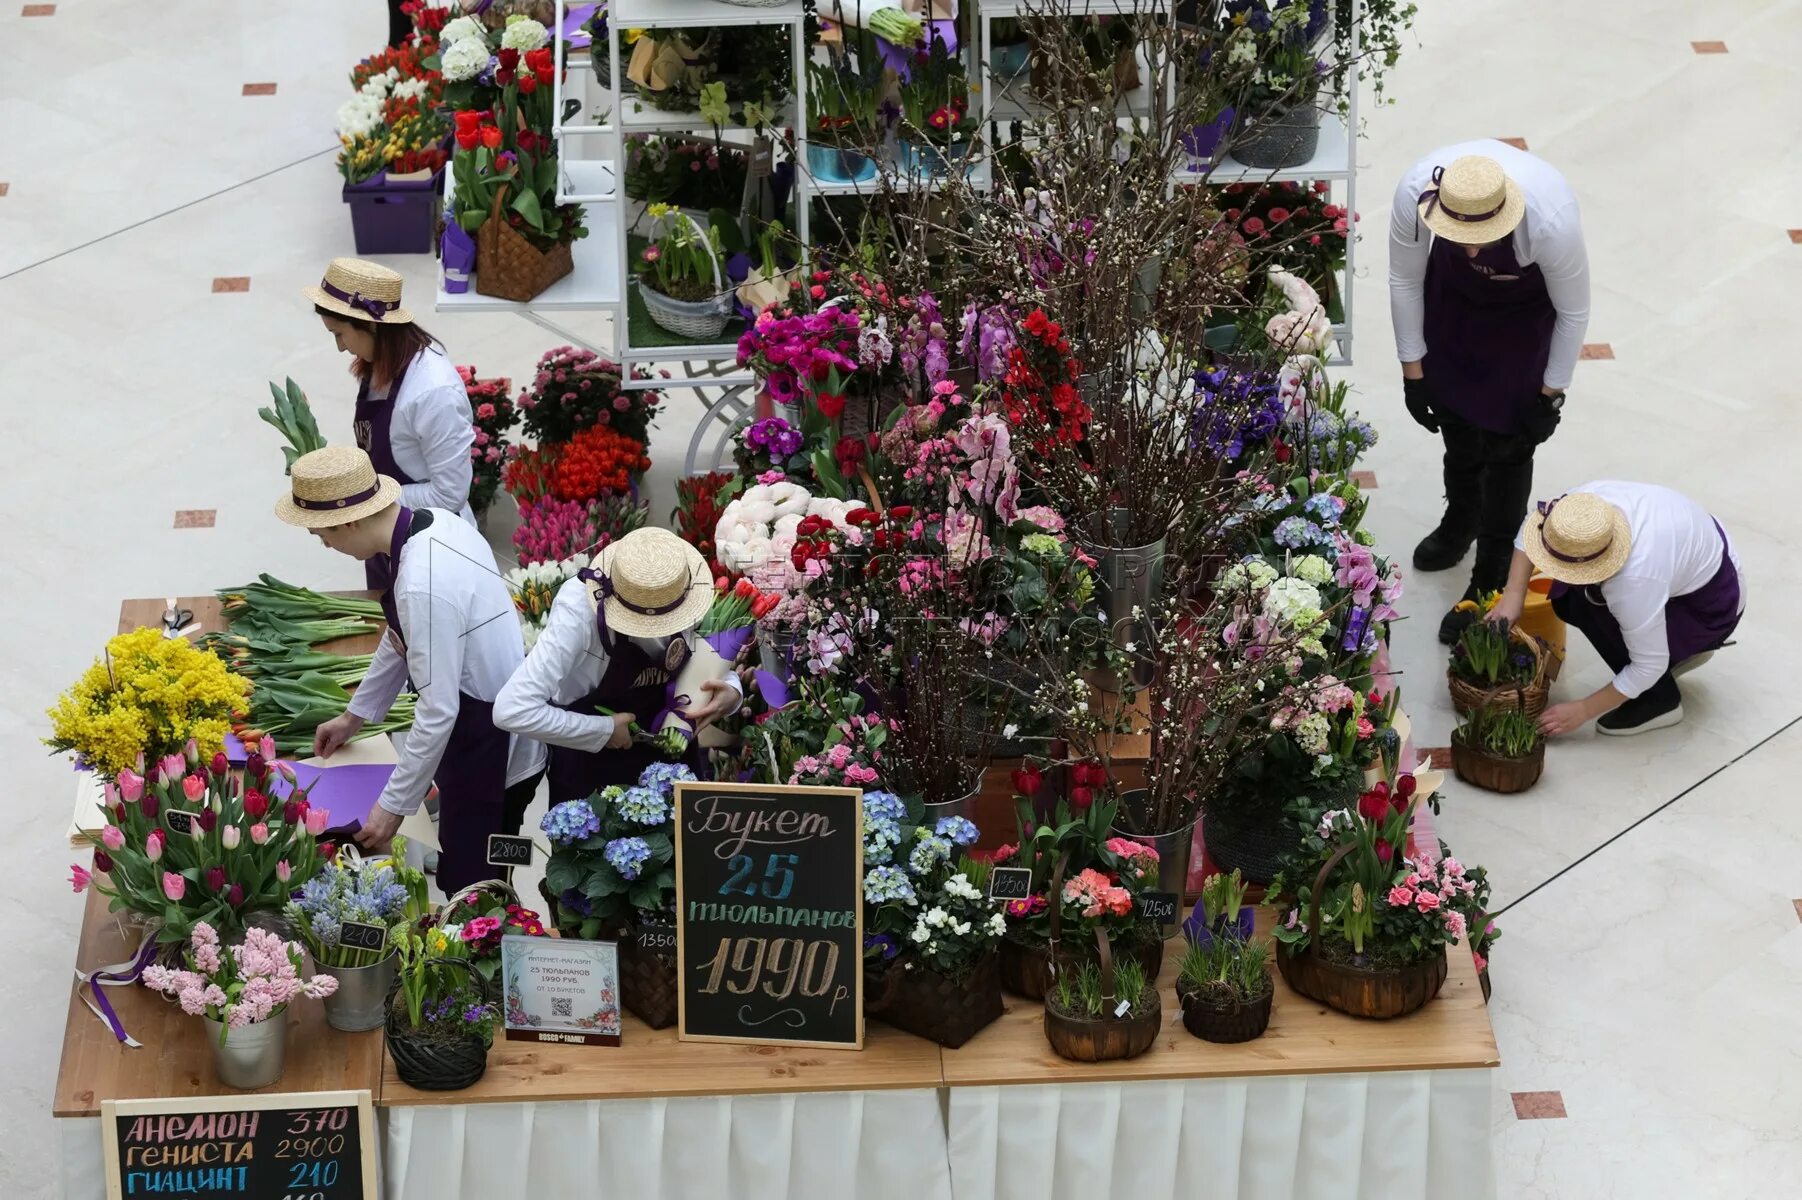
305;258;477;592
1490;483;1744;736
1389;144;1591;644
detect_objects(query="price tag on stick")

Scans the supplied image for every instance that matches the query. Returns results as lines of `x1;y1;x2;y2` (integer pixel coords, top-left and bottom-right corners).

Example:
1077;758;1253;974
1137;891;1180;925
487;834;535;869
988;866;1034;901
338;921;388;953
164;810;196;837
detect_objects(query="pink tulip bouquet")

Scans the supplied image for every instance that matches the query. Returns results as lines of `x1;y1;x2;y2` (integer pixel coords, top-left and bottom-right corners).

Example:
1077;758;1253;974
143;921;337;1035
71;738;332;944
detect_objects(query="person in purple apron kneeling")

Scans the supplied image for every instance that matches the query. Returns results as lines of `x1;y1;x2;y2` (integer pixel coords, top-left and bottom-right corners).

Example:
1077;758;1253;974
276;446;547;894
1389;143;1592;643
494;528;743;802
1490;483;1745;737
304;258;477;594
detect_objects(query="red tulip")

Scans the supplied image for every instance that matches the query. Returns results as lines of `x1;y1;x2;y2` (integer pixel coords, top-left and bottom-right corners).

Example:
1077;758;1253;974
244;789;269;820
283;799;307;825
887;505;913;521
456;130;480;151
141;792;160;820
497;48;520;71
1010;764;1043;797
518;73;538;95
454;110;481;132
1375;838;1394;864
197;807;218;833
94;850;114;874
205;866;227;893
210;752;229;777
480;125;504;151
1396;774;1417;801
246;752;266;779
225;884;245;907
318;842;337;860
1070;785;1094;810
815;393;846;421
1356;790;1390;823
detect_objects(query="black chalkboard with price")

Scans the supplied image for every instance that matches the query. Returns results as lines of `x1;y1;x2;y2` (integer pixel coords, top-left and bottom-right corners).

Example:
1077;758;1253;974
674;781;864;1049
101;1090;376;1200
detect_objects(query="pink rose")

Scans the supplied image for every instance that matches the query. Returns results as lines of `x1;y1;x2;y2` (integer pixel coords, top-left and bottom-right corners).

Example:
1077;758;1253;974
101;824;125;851
162;872;186;901
1385;885;1415;908
1415;891;1442;912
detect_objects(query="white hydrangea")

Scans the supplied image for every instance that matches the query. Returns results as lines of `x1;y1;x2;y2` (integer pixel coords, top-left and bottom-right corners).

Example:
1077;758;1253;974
1290;554;1333;584
440;36;491;82
500;16;550;51
1264;577;1324;630
1219;556;1279;594
439;15;486;46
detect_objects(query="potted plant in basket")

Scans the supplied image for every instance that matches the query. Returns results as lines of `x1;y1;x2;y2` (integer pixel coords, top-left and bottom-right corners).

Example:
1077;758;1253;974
143;922;338;1090
540;761;696;1028
1451;702;1545;794
1175;917;1274;1044
1042;935;1161;1062
638;204;732;341
287;840;430;1031
1216;0;1330;170
431;879;550;1002
1271;770;1484;1019
386;922;495;1092
1183;867;1256;948
861;792;1006;1048
1448;612;1546;717
805;45;880;185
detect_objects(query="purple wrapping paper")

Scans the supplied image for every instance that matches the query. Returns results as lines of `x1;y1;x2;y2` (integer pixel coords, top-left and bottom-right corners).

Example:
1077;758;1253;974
562;3;597;49
702;625;756;665
754;669;791;709
270;762;395;836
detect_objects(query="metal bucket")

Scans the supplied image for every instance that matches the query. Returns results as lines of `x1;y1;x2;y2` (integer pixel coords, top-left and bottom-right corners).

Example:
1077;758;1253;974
1114;792;1196;938
921;783;981;831
205;1013;288;1089
318;955;399;1033
1076;508;1166;692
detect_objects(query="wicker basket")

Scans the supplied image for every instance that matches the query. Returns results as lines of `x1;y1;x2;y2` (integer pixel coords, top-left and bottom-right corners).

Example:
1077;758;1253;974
619;930;679;1030
1447;629;1550;717
475;185;574;304
385;959;491;1091
639;211;731;340
1275;845;1447;1019
867;952;1003;1048
1041;930;1161;1062
1201;805;1296;885
1450;733;1545;794
1177;979;1274;1044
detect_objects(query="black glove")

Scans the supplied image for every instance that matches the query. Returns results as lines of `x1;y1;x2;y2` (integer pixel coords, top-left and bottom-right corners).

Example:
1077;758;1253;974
1403;375;1439;433
1521;391;1564;444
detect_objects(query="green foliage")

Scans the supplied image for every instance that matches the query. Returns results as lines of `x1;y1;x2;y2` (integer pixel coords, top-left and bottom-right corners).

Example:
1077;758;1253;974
1177;934;1272;1004
1051;955;1155;1019
259;378;326;473
1200;870;1249;927
1454;704;1542;759
1451;620;1537;687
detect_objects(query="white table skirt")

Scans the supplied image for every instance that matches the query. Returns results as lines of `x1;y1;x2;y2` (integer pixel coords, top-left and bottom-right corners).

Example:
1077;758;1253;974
59;1070;1493;1200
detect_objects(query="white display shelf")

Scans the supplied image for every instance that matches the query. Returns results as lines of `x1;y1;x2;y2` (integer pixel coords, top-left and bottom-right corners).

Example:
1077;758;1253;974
1175;113;1353;185
434;199;623;313
808;156;993;197
978;0;1169;15
619;97;799;134
558;158;620;204
614;0;805;27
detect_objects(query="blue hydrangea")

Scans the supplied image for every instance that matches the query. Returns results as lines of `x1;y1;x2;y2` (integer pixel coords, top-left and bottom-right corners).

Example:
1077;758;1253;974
1273;516;1326;548
865;817;902;865
862;790;907;824
864;865;917;905
541;799;601;845
617;785;670;826
1303;493;1345;526
934;815;980;847
604;837;653;882
908;834;953;875
638;761;696;797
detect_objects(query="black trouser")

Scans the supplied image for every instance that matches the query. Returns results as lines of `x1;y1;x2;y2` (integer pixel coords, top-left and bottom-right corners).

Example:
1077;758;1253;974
500;771;546;838
1438;410;1537;593
385;0;410;48
1549;588;1683;712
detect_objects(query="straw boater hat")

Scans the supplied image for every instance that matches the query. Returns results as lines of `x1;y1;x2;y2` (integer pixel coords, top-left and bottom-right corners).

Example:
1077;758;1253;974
1520;493;1633;586
586;528;713;639
274;446;403;529
303;257;415;325
1417;155;1527;246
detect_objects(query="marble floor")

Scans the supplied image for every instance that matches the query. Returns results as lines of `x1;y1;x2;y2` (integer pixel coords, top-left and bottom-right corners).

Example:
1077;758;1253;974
3;0;1801;1196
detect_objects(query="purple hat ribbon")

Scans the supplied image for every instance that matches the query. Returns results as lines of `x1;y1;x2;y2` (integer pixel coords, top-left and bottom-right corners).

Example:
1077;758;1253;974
579;568;691;642
319;278;401;321
1417;164;1507;238
291;481;383;512
1536;495;1613;565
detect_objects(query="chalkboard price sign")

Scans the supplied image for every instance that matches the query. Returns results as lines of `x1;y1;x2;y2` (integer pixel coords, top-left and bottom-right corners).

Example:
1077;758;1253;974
487;833;535;868
102;1090;376;1200
1137;891;1180;925
674;782;863;1050
338;921;388;953
988;866;1034;901
164;809;196;837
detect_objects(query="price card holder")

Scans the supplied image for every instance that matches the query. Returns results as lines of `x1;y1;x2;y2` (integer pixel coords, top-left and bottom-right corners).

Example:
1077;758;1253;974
487;834;535;869
988;866;1034;901
101;1089;376;1200
164;810;195;837
338;921;388;953
1137;891;1180;925
500;934;622;1047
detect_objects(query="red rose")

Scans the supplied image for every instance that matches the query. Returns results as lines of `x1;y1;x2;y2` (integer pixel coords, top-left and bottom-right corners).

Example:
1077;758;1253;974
816;393;846;420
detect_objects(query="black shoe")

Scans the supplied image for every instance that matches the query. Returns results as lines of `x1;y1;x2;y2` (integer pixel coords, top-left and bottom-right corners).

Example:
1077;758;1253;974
1438;601;1481;645
1598;689;1684;736
1414;523;1475;572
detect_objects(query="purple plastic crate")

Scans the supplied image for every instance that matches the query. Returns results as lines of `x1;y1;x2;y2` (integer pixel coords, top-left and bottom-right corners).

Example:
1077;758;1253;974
342;169;443;256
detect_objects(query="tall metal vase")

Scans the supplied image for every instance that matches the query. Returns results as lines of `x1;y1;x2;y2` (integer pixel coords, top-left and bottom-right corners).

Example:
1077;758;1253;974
204;1013;288;1089
318;955;399;1033
1076;508;1166;692
1115;789;1196;939
921;782;981;830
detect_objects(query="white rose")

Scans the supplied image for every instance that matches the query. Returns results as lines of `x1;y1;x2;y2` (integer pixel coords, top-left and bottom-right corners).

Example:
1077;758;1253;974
440;37;490;83
500;16;549;51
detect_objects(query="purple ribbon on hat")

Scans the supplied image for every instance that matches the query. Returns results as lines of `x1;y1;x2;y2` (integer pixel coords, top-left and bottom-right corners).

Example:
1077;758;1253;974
1535;495;1613;565
292;481;383;512
318;278;401;321
1418;165;1508;238
578;568;691;643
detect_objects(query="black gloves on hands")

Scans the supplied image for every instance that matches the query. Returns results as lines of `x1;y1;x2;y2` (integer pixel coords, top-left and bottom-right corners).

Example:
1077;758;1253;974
1403;375;1439;433
1521;391;1564;445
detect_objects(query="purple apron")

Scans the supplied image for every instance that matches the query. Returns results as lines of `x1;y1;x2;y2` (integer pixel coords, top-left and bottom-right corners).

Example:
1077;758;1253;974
370;508;513;894
355;355;418;588
1551;522;1743;669
547;633;702;803
1422;233;1556;434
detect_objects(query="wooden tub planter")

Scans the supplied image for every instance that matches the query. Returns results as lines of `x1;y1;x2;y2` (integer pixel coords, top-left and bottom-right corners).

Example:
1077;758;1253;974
1043;989;1162;1062
999;929;1165;1001
1450;733;1545;794
1177;979;1274;1044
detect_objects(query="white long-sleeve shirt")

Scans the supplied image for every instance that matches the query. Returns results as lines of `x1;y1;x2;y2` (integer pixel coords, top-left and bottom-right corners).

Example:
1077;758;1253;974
369;345;476;525
1389;139;1591;390
348;509;546;814
1516;481;1743;699
494;576;743;752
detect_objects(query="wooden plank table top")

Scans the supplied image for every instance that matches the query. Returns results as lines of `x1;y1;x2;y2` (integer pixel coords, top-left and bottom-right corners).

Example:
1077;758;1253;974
939;908;1499;1088
53;596;388;1118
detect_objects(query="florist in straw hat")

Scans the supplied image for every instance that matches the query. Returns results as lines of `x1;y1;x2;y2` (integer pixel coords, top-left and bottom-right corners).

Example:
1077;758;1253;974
496;527;742;802
1388;140;1592;646
278;446;546;889
1490;481;1744;739
304;257;477;582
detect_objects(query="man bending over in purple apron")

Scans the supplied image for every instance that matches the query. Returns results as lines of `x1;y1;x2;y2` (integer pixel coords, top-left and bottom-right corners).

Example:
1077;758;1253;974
494;528;742;802
281;446;546;893
1390;143;1591;644
1490;483;1744;737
